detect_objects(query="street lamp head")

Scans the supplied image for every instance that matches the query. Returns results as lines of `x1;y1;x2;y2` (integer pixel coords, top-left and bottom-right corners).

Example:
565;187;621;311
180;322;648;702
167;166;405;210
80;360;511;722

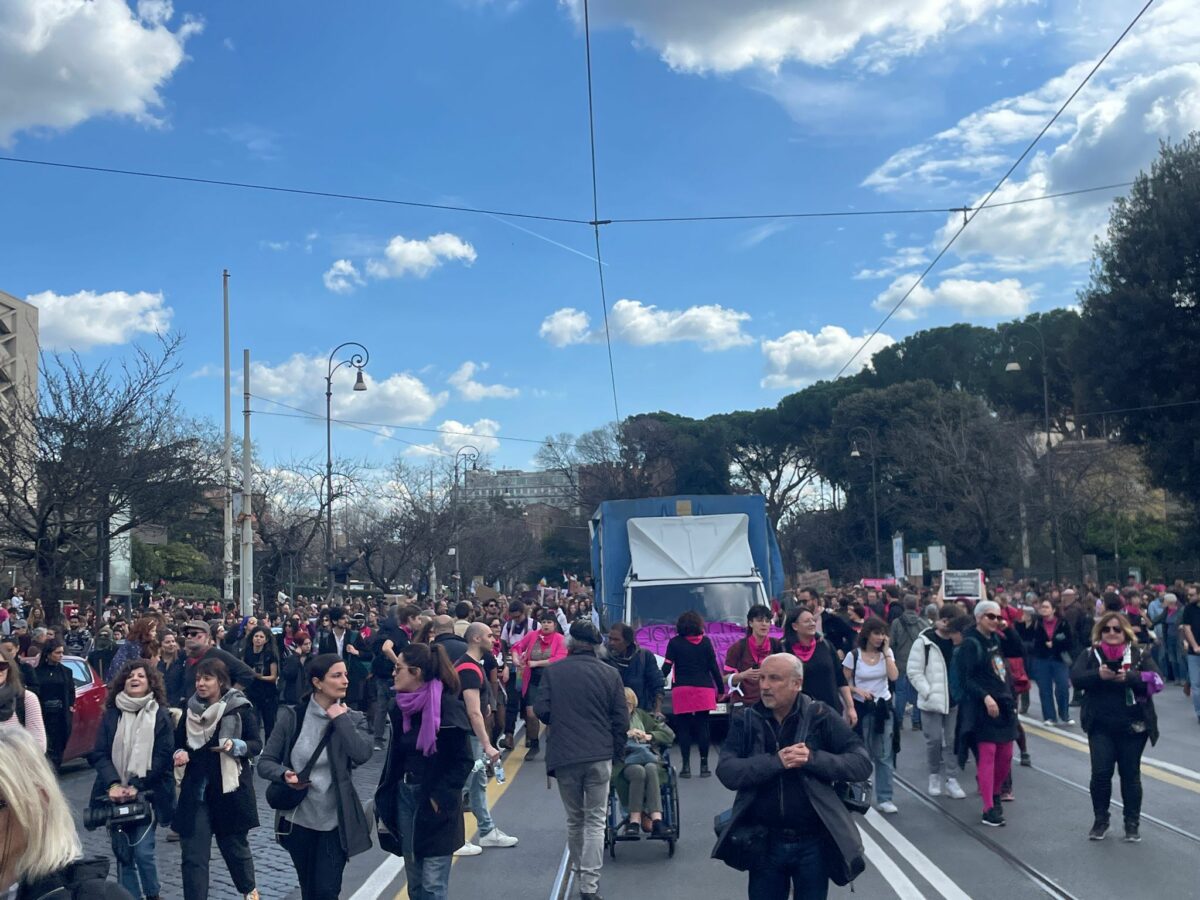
352;369;367;391
850;442;861;459
1005;361;1022;373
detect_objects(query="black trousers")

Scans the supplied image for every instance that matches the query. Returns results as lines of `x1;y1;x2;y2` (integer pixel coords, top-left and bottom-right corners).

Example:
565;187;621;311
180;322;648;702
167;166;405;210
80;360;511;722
673;712;712;765
43;709;72;769
1088;727;1149;822
280;821;348;900
180;802;256;900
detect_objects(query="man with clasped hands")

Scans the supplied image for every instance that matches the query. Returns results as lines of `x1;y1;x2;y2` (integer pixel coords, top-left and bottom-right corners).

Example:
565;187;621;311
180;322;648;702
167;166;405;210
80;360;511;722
713;654;872;900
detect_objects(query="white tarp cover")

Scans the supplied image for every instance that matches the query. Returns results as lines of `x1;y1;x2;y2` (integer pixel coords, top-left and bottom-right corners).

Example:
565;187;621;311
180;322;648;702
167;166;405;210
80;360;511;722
627;513;755;581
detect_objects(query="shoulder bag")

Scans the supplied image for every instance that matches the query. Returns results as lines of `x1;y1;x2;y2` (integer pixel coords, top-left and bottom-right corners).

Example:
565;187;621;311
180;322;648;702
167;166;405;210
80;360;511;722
266;706;334;811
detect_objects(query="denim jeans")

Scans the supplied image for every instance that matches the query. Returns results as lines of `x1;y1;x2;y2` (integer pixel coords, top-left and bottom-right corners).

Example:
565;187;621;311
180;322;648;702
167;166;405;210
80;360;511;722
747;834;831;900
1030;657;1071;722
920;707;959;778
395;782;453;900
861;705;894;803
466;735;494;836
1188;655;1200;718
894;674;921;726
555;760;611;895
114;819;159;898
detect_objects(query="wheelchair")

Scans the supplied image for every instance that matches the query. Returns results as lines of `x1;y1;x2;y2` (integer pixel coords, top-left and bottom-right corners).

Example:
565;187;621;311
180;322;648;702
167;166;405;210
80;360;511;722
603;750;679;858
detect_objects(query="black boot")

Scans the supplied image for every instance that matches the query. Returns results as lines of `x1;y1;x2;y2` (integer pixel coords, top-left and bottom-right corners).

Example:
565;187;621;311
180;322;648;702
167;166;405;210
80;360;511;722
1123;819;1140;842
526;739;540;758
699;758;711;778
1089;816;1110;840
679;753;691;778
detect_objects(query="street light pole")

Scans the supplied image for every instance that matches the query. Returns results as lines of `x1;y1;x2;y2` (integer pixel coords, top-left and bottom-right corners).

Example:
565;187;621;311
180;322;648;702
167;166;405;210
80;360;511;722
848;427;881;579
1004;322;1060;582
452;445;480;603
325;342;369;600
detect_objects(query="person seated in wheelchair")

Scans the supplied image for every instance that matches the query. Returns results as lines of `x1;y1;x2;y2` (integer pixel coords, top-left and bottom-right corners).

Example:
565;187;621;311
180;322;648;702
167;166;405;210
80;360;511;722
614;687;675;837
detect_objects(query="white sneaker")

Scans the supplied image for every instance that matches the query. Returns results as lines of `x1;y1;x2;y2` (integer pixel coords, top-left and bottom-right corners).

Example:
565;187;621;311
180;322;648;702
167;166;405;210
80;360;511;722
945;778;967;799
1043;719;1056;726
928;775;942;796
1063;718;1076;726
478;828;519;848
454;841;482;857
878;801;899;814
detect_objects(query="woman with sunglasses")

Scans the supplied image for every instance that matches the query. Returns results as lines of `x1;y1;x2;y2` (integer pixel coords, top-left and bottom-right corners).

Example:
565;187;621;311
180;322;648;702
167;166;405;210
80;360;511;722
374;644;473;900
1070;612;1161;842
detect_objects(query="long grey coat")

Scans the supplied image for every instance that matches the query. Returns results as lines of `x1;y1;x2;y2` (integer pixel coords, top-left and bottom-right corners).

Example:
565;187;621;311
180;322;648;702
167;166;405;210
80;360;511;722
258;702;375;857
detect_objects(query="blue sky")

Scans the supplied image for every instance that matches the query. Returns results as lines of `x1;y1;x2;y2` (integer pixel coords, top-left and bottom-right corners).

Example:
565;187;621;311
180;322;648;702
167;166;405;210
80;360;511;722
2;0;1198;470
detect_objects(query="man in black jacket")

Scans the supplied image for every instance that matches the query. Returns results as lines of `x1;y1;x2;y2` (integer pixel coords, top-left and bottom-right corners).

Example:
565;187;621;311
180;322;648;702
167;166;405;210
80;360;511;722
534;620;627;900
179;621;255;697
604;623;663;714
318;607;373;709
714;653;872;899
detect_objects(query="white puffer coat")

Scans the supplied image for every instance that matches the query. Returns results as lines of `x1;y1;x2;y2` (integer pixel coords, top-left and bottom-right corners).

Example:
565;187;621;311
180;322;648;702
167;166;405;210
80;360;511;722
906;628;952;715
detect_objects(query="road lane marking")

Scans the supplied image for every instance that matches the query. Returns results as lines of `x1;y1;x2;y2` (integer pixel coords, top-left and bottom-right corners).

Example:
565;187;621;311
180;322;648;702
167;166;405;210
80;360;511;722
389;728;531;900
864;809;973;900
548;844;574;900
860;827;927;899
1019;717;1200;795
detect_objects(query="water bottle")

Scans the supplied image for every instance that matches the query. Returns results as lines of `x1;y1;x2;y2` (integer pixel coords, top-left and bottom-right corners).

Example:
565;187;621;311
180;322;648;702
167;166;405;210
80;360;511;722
494;760;506;784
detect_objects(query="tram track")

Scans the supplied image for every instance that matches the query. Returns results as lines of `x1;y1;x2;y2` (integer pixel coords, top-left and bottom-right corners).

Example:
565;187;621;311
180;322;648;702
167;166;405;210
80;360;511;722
892;773;1083;900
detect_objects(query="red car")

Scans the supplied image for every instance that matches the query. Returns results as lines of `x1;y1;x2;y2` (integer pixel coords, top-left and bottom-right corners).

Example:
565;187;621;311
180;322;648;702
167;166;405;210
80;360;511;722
62;655;107;763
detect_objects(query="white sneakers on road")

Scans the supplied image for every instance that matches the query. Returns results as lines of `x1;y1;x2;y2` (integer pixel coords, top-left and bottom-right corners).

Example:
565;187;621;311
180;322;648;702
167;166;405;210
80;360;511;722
478;828;519;848
877;801;899;814
454;842;482;857
929;775;967;799
928;775;942;796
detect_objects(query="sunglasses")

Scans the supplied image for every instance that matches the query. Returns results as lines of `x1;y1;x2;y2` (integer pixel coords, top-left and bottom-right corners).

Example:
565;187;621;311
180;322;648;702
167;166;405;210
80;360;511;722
981;613;1001;621
0;661;9;671
1101;625;1125;634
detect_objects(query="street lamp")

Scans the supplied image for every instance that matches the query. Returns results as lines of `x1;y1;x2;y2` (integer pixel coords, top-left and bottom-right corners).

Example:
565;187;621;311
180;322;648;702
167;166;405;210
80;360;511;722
1003;321;1059;582
325;342;369;598
451;445;480;602
848;426;881;578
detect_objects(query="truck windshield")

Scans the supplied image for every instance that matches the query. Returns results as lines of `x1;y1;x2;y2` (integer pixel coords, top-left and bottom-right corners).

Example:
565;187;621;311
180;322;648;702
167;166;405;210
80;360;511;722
628;581;760;630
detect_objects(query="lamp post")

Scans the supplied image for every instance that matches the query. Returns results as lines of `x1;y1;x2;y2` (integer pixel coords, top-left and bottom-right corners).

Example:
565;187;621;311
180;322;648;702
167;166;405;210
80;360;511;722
1003;321;1059;582
848;426;881;578
451;445;480;602
325;342;369;599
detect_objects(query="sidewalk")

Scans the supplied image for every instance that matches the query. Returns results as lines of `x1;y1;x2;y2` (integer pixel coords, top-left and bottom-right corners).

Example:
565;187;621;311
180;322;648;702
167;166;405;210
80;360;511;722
60;744;387;900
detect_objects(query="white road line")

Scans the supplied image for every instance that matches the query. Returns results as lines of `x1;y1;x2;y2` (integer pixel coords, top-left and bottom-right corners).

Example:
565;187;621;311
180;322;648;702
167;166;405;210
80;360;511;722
1019;714;1200;782
865;809;973;900
548;844;574;900
347;856;404;900
860;827;927;900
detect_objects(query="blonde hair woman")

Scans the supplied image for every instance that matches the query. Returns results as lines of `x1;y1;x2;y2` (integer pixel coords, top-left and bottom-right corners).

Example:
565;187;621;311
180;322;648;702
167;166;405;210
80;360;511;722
0;728;133;898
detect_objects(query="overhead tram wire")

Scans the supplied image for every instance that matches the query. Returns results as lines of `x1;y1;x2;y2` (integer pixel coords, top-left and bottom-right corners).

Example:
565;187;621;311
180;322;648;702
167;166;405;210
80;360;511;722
832;0;1157;381
582;0;621;424
0;155;589;225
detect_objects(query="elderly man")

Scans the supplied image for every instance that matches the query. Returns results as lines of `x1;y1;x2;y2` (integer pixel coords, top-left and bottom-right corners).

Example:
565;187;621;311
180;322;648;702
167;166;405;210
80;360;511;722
714;653;871;898
178;620;255;697
534;620;627;900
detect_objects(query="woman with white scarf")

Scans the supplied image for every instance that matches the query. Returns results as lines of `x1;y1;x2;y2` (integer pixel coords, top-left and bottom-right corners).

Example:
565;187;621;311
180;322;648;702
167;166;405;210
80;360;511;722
172;658;263;900
87;659;176;900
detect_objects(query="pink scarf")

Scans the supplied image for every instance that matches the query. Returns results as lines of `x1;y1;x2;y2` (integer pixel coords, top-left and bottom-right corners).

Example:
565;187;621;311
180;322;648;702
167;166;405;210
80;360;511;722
792;638;817;663
748;635;772;667
394;678;443;756
1099;642;1126;662
684;634;704;646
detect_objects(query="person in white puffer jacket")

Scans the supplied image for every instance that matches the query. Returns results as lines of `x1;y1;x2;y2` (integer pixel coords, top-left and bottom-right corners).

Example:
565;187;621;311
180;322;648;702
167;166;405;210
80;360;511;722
907;607;968;799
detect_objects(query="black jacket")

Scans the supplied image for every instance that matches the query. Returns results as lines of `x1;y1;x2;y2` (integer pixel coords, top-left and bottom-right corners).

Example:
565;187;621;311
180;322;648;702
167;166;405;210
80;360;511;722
429;633;466;667
87;705;177;824
533;649;628;776
1070;644;1159;744
172;697;263;837
603;643;664;711
18;857;133;900
375;690;473;859
713;693;871;886
955;627;1017;755
259;702;375;856
661;634;724;691
1019;616;1075;661
179;647;256;695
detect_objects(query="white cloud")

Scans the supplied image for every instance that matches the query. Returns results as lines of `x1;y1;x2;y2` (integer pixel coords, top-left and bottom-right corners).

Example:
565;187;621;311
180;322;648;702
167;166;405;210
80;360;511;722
250;353;446;426
872;274;1034;320
322;259;364;294
27;289;172;350
539;307;591;347
447;361;519;401
854;245;930;280
560;0;1013;74
760;325;895;389
0;0;201;145
539;299;753;351
408;418;501;457
211;123;279;160
365;233;477;280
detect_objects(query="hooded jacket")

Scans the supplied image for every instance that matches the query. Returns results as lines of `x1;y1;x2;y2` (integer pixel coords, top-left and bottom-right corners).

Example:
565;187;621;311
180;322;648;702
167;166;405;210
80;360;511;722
906;628;952;715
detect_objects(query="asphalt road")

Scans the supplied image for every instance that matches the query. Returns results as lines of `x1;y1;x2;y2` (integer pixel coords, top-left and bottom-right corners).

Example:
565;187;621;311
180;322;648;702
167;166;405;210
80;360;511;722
55;683;1199;900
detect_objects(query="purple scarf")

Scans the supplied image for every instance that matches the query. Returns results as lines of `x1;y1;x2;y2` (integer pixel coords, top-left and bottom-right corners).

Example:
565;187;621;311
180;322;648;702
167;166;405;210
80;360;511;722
394;678;443;756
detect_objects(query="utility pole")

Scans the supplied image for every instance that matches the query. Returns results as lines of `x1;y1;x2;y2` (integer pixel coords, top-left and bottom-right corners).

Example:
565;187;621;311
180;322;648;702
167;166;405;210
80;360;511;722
240;350;254;615
222;271;234;606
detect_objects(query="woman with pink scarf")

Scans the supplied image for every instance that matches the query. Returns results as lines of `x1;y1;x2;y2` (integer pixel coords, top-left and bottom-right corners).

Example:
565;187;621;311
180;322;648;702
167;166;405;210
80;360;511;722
511;612;567;758
374;643;473;900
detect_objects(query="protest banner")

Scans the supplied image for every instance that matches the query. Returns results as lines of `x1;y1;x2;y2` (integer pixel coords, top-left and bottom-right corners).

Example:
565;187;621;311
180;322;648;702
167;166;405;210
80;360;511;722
941;568;985;600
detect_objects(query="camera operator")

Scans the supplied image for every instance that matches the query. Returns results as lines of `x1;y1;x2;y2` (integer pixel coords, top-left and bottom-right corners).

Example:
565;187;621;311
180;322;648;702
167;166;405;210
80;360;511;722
87;660;176;900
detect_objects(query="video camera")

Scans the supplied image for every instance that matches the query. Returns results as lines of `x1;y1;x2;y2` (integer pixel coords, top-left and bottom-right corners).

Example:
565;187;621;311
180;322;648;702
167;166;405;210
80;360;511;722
83;793;154;831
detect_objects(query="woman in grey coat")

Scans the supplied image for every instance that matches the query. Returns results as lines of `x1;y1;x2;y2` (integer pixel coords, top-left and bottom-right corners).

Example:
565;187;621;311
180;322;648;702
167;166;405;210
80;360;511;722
259;653;374;900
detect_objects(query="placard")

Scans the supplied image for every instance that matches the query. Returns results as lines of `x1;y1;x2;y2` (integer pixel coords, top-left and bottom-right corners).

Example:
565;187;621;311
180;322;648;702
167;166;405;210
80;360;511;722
795;569;833;594
906;551;924;578
927;544;947;572
892;533;905;581
941;569;984;600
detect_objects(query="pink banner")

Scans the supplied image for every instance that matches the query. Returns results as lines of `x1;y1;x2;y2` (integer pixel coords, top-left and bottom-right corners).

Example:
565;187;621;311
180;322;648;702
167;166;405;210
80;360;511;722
861;577;897;589
636;620;784;666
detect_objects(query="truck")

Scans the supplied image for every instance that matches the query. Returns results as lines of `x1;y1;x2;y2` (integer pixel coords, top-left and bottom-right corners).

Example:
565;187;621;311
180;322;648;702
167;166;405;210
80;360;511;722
589;495;785;715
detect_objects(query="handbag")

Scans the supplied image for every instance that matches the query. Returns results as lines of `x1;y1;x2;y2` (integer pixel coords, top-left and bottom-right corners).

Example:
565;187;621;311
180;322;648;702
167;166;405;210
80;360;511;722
266;707;334;812
623;739;658;766
712;808;768;872
1005;656;1031;694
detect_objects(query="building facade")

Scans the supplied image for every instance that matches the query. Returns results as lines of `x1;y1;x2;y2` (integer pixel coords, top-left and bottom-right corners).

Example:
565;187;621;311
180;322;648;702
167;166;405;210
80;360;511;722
458;467;579;513
0;290;38;406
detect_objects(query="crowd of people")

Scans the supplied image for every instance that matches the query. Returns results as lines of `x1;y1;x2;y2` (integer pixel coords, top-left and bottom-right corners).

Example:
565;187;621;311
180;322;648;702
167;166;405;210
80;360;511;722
0;574;1198;900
